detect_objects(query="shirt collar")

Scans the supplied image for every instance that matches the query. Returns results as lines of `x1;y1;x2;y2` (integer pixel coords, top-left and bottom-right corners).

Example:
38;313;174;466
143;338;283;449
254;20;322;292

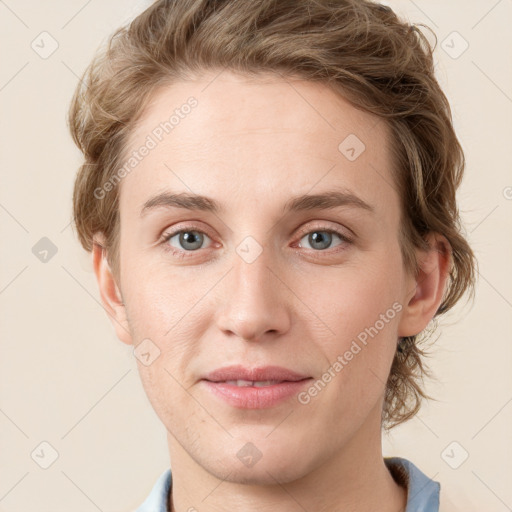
385;456;440;511
136;457;440;512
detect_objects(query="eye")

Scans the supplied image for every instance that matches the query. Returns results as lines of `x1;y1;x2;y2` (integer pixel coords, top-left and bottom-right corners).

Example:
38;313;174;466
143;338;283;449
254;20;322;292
162;228;213;253
158;224;352;260
297;228;351;251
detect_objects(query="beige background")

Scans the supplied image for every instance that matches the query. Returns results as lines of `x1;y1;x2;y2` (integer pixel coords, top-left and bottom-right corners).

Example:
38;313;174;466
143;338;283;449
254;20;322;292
0;0;511;510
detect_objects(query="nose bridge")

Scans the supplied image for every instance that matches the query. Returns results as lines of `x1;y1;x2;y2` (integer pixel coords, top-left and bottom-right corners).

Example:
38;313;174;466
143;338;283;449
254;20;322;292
233;243;275;300
215;241;291;341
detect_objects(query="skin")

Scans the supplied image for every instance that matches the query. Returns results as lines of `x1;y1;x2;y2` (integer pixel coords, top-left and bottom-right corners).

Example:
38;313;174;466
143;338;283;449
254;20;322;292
93;70;450;512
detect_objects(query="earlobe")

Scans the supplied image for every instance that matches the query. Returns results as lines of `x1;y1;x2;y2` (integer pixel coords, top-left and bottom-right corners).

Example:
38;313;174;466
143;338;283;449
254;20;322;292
398;233;452;338
92;237;133;346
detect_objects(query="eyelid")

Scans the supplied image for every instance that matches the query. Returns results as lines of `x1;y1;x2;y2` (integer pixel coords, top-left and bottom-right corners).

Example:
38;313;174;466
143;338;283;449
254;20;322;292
160;221;215;242
294;221;354;243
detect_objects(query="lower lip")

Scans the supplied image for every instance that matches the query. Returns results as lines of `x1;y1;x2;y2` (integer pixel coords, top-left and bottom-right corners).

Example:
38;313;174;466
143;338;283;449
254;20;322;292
201;379;312;409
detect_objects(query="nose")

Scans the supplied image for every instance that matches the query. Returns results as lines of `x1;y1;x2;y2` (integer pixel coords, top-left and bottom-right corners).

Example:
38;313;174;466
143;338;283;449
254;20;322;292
215;247;292;342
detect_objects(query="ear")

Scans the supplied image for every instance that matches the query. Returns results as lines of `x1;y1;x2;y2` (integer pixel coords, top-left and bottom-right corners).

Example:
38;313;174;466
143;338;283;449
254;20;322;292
398;232;452;338
92;236;133;346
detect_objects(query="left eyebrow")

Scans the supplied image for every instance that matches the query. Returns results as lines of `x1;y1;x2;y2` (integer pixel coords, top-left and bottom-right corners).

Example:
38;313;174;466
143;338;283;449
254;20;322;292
283;190;375;215
139;189;375;217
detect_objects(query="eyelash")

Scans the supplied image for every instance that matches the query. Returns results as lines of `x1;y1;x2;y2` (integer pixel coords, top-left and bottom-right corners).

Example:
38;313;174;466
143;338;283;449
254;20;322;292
159;223;353;260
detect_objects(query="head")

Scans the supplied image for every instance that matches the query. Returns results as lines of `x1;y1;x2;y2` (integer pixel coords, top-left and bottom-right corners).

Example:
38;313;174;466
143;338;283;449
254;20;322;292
68;0;476;482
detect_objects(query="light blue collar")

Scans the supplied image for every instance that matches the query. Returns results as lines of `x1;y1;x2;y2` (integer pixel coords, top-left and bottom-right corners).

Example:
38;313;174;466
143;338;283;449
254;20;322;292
385;456;440;511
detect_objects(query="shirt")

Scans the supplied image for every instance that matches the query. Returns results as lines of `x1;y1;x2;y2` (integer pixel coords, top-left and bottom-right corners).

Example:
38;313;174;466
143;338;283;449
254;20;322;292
135;456;440;512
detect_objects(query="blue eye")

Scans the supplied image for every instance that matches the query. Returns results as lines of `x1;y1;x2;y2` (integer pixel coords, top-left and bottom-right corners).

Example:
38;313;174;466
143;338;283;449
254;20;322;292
298;229;348;251
164;229;212;252
159;224;352;260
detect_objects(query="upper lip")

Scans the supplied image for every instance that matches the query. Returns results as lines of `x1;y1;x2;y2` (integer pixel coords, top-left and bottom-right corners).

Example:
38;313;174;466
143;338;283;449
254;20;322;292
203;365;311;383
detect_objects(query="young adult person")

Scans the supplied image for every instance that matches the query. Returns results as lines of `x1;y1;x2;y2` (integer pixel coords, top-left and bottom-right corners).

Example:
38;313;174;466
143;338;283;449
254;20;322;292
68;1;476;510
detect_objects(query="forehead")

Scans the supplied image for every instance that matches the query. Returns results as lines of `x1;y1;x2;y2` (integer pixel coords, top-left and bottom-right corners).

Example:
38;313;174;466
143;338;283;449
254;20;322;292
120;70;397;217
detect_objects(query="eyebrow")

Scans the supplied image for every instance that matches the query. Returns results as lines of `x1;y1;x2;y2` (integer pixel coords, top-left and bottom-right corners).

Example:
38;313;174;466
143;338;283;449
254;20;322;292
140;189;375;217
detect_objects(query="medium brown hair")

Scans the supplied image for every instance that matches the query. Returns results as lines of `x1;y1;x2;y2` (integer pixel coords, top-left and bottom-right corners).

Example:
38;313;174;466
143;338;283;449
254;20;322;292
68;0;477;429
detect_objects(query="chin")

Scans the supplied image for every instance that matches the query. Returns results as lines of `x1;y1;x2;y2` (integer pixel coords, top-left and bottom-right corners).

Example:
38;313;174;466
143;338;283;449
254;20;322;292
216;458;309;486
199;439;313;486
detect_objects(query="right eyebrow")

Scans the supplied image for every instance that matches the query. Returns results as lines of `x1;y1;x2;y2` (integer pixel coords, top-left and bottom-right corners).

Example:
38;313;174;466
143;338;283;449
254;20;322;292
140;192;222;217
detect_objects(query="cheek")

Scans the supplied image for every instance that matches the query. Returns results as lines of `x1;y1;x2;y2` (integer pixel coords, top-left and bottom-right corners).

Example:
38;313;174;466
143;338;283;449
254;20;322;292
121;250;189;331
305;261;402;400
121;260;210;383
307;259;402;342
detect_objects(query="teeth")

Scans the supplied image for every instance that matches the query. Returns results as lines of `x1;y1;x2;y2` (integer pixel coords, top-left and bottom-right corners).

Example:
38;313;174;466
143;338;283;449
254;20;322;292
253;380;280;387
225;380;253;387
224;380;282;387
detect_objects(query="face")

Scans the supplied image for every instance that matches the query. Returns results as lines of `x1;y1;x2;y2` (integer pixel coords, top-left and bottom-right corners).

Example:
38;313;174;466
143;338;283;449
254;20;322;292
107;71;421;484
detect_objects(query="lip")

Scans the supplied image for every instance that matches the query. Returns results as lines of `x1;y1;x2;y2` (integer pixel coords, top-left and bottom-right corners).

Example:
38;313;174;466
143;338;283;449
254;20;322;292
201;365;312;409
203;365;310;383
202;380;312;409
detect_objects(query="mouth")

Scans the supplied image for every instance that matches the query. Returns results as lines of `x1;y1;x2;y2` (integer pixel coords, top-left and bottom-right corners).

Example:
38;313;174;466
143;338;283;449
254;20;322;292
202;364;311;383
220;379;297;387
200;366;313;409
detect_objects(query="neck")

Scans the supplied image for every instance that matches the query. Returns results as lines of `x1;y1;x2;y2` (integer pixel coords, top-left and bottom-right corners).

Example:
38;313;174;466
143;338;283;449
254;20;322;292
166;409;407;512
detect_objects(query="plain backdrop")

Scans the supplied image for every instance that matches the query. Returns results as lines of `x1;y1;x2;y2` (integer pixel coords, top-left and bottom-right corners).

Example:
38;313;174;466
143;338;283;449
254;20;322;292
0;0;511;510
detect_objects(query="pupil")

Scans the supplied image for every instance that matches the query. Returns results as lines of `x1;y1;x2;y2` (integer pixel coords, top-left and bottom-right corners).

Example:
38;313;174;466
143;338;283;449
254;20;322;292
181;231;202;250
310;231;331;250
